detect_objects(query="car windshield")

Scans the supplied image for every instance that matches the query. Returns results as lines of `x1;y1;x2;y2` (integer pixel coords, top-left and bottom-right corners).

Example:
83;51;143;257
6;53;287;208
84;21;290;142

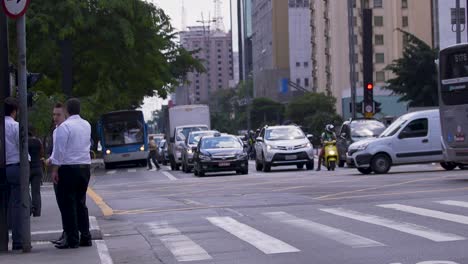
350;120;386;138
188;132;216;145
379;117;408;138
176;126;208;140
265;127;305;140
201;136;242;149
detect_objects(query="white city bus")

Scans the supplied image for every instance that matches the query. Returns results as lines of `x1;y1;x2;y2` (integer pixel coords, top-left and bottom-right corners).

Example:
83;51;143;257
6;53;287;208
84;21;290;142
438;43;468;169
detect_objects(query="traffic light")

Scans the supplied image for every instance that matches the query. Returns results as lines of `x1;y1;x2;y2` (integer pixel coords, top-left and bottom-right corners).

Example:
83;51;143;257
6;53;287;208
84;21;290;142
374;100;382;114
362;8;373;118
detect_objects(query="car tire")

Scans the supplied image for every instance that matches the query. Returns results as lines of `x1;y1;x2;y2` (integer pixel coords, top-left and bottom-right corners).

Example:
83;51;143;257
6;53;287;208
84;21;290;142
357;167;373;174
241;168;248;175
255;159;263;171
297;164;304;169
104;163;114;170
262;154;271;172
440;162;457;171
330;161;336;171
198;169;205;177
306;161;314;170
338;160;345;168
459;165;467;170
371;154;391;174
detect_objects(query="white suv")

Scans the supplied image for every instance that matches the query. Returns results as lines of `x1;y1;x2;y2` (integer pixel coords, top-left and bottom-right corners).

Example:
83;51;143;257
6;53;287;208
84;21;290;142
255;125;314;172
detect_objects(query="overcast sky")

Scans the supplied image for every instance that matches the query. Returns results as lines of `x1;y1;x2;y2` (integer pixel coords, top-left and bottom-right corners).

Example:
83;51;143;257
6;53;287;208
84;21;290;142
140;0;235;120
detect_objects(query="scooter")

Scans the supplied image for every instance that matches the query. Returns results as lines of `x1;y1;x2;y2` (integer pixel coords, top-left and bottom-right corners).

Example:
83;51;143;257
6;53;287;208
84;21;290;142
323;140;338;171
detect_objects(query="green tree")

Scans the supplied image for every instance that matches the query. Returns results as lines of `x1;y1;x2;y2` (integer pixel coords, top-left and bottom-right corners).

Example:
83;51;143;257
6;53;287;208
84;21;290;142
209;88;238;134
17;0;203;125
385;29;439;107
250;98;284;129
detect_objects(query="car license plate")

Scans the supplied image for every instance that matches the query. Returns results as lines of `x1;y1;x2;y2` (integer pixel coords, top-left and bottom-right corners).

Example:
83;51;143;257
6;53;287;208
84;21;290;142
285;155;297;160
122;154;130;158
219;162;230;167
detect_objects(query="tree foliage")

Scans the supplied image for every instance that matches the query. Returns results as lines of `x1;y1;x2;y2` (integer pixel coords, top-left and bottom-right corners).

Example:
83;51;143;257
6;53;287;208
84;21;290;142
14;0;203;134
250;98;284;129
385;29;439;107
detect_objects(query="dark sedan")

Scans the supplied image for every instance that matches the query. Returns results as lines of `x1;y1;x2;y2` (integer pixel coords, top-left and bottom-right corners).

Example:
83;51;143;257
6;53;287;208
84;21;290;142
193;133;249;176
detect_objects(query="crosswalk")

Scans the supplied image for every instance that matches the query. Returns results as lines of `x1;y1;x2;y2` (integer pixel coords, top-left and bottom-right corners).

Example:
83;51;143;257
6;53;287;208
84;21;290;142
141;199;468;262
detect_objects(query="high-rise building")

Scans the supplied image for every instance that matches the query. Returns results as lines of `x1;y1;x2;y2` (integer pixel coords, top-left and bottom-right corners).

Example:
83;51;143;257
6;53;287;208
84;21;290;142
237;0;254;81
311;0;433;117
175;27;234;105
251;0;290;100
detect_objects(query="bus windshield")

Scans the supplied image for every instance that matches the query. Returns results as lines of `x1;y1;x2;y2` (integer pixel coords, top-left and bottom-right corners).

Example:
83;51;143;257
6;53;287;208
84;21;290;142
440;49;468;105
102;112;145;147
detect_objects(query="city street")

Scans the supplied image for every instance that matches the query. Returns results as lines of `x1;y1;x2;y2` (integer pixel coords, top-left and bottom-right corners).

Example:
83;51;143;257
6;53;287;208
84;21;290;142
88;161;468;264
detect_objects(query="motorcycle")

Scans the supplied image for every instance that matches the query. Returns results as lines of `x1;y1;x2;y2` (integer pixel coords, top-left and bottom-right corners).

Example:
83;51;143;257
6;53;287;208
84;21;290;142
322;140;338;171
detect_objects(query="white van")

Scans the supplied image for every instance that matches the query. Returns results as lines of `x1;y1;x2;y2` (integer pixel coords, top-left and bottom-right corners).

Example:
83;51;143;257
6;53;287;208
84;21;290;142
348;109;454;174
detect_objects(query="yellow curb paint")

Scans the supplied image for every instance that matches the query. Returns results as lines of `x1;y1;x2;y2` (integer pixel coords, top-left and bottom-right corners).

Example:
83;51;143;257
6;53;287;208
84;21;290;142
87;187;114;216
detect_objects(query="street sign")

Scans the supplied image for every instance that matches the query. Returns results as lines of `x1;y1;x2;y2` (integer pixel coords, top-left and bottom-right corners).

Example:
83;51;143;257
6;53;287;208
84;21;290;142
365;104;373;113
2;0;30;19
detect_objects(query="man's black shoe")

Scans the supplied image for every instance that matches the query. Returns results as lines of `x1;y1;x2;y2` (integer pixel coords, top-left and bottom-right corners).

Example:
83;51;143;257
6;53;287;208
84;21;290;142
55;241;79;249
12;245;22;251
79;239;92;247
51;233;65;245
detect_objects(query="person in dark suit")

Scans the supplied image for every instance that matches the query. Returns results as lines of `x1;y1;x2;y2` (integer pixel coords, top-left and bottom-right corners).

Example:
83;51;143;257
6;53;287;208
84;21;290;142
28;127;44;217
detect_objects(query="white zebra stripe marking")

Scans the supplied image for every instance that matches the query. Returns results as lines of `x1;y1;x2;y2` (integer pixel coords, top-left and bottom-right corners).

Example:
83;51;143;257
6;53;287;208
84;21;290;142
162;171;177;181
264;211;385;248
436;200;468;209
96;240;114;264
206;216;300;254
378;204;468;225
106;170;117;175
147;222;212;262
128;169;137;173
320;208;465;242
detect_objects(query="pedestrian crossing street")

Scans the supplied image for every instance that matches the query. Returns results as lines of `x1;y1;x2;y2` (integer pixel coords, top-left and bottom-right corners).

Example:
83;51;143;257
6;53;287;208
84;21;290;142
139;200;468;262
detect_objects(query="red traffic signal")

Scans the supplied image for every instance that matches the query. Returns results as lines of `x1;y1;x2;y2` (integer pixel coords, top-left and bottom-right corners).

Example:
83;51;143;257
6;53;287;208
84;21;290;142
366;83;374;90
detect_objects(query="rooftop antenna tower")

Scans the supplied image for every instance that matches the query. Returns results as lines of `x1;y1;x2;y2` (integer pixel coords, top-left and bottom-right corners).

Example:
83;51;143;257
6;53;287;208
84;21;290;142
213;0;225;32
181;0;187;31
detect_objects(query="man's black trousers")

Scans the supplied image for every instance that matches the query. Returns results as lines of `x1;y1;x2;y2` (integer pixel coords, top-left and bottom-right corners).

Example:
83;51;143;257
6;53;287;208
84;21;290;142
57;165;91;246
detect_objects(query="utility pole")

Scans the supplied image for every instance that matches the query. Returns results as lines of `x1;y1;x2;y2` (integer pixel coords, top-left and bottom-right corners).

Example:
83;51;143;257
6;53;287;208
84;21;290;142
457;0;462;43
17;14;31;253
0;9;9;253
347;0;357;119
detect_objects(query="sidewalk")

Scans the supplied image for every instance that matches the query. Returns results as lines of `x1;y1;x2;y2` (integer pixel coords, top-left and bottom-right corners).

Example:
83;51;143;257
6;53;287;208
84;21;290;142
1;182;111;264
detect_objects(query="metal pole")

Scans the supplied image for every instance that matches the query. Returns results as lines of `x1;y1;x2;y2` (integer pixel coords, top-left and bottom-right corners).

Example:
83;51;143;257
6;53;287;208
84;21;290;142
17;15;31;253
0;10;10;253
347;0;357;119
457;0;462;43
466;0;468;41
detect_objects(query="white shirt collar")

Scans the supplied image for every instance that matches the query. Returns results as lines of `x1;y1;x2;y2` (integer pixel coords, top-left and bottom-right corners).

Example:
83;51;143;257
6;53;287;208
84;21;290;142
5;116;15;121
67;115;80;120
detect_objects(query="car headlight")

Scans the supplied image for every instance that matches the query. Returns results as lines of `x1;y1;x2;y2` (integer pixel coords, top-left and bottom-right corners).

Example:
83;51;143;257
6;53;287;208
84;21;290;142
267;144;279;150
298;142;312;149
187;148;193;154
105;149;111;155
357;143;369;150
237;153;248;160
199;154;211;161
140;145;145;151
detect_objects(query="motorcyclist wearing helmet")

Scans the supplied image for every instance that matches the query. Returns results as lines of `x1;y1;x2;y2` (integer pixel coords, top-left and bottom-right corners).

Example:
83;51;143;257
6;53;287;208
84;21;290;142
316;124;337;171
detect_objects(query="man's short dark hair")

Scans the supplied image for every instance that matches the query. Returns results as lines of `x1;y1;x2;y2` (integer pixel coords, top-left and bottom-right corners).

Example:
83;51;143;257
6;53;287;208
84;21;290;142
66;98;81;116
5;97;19;116
54;102;63;109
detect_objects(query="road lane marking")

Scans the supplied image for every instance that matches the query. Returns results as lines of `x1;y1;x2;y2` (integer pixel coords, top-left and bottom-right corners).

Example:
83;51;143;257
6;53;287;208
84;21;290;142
436;200;468;209
378;204;468;225
87;187;114;216
206;216;300;254
96;240;114;264
264;211;384;248
128;169;137;173
106;170;117;175
320;208;465;242
162;171;178;181
147;222;212;262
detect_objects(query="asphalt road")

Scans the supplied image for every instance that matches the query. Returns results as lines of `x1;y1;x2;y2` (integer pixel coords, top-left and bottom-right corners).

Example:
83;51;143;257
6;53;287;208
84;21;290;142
88;161;468;264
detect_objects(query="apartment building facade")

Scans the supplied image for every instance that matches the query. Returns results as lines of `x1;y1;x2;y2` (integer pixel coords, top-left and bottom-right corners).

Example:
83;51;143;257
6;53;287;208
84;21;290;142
311;0;434;117
175;27;234;105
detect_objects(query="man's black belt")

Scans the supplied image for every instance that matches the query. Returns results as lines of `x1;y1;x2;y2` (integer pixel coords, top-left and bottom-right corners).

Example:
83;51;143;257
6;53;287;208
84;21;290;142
61;164;90;169
6;163;20;167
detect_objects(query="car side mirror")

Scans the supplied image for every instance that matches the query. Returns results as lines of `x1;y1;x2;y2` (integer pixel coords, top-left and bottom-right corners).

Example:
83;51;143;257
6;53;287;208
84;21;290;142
256;137;263;142
341;132;347;139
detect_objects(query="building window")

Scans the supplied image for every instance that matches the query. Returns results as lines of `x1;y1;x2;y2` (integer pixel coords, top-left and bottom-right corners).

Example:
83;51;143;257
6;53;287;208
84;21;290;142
402;16;409;27
196;80;199;83
218;61;221;65
375;53;385;63
304;78;309;87
218;67;222;71
376;71;386;82
402;0;408;8
353;35;358;44
218;85;222;89
217;49;221;53
196;85;200;90
218;79;222;83
354;53;359;62
296;62;300;67
354;72;359;82
373;0;383;8
374;16;384;27
403;34;410;46
218;55;221;59
304;62;309;67
353;16;358;25
296;78;301;85
375;34;384;45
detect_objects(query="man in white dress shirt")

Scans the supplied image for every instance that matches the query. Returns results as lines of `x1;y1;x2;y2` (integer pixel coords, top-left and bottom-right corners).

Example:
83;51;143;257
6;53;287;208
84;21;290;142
4;97;23;251
50;98;92;249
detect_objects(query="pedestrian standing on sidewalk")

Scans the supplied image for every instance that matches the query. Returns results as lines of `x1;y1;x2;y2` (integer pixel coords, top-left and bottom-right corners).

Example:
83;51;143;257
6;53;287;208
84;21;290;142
4;97;23;251
50;98;93;249
147;135;161;170
28;126;44;217
46;102;67;245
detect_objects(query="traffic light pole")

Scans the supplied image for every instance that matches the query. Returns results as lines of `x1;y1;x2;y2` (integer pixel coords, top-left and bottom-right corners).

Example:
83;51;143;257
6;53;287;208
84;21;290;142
0;10;9;253
17;15;31;253
347;0;357;119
